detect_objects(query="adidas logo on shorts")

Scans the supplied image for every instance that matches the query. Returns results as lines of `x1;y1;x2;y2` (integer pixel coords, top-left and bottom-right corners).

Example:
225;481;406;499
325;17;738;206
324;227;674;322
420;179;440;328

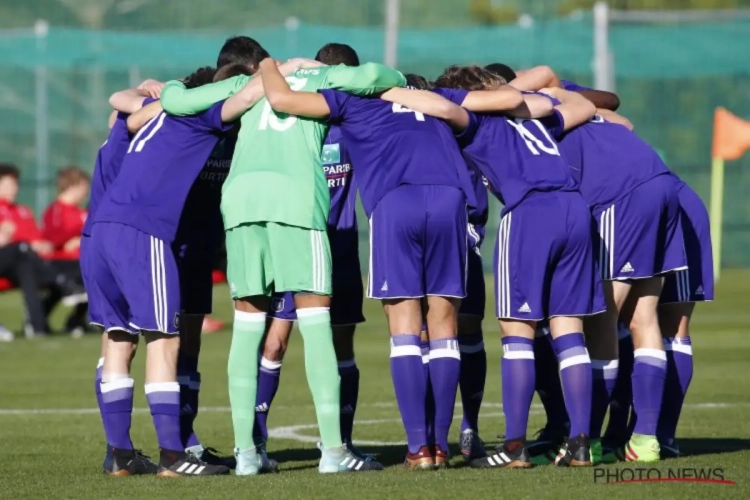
518;302;532;314
695;285;704;295
381;282;388;292
620;262;635;273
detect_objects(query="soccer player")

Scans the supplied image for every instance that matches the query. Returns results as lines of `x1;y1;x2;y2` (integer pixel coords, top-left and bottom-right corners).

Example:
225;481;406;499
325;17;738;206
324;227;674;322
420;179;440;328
253;43;375;466
160;56;403;475
536;85;688;463
417;65;604;468
260;61;502;470
90;67;263;476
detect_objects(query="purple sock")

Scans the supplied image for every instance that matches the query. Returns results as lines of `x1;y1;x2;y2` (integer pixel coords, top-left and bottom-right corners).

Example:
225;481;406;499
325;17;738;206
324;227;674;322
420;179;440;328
390;334;428;454
590;359;618;439
606;326;634;438
95;358;107;438
177;355;201;449
421;340;435;446
146;382;183;452
458;333;486;433
253;357;282;442
631;348;667;437
552;333;592;438
657;337;693;441
534;332;569;429
428;338;461;452
101;377;134;450
501;336;535;441
338;359;360;443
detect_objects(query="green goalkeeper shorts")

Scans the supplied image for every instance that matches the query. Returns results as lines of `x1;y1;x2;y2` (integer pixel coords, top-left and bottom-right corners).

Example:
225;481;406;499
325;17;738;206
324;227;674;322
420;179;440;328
225;222;332;299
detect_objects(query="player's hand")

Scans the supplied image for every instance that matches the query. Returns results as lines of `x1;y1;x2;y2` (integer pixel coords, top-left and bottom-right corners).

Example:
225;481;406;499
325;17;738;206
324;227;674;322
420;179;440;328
287;58;325;69
538;87;558;98
137;79;165;98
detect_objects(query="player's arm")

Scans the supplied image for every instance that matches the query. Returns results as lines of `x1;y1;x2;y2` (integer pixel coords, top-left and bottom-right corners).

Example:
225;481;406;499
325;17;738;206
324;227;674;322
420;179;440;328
380;88;470;131
510;93;555;119
159;76;246;116
458;86;525;113
579;90;620;111
509;66;561;91
109;81;161;114
325;63;407;96
260;58;331;118
127;101;163;133
220;77;266;122
541;87;596;131
107;110;118;129
597;108;633;130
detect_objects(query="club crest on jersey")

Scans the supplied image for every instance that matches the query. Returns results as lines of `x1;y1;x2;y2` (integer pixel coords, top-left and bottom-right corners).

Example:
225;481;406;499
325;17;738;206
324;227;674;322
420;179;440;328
321;143;341;165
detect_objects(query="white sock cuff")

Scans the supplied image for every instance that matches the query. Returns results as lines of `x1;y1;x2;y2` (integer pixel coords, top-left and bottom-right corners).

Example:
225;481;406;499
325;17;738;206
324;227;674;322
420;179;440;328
337;358;356;369
96;357;105;369
101;372;131;384
296;307;330;318
144;381;180;394
634;348;667;361
260;357;283;370
591;359;619;370
234;310;267;323
100;376;134;392
559;353;591;370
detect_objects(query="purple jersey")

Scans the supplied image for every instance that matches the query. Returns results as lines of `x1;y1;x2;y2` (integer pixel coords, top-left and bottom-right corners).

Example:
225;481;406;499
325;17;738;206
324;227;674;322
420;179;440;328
323;124;357;232
434;88;577;214
320;90;477;217
561;80;592;92
92;102;233;242
556;117;670;212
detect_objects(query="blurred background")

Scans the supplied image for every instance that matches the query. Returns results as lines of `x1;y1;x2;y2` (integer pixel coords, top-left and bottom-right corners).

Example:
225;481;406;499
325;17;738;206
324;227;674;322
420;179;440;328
0;0;748;267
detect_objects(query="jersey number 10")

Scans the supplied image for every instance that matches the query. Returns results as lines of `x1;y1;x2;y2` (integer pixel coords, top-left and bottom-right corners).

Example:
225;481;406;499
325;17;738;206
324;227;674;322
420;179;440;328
507;118;560;156
258;77;309;132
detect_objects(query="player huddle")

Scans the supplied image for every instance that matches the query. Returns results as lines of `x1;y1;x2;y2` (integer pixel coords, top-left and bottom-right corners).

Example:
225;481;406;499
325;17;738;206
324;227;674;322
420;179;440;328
82;36;712;477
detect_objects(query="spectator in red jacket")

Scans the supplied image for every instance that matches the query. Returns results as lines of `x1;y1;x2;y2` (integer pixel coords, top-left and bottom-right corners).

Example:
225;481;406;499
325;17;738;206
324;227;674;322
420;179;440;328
0;163;84;337
42;167;91;336
43;166;89;260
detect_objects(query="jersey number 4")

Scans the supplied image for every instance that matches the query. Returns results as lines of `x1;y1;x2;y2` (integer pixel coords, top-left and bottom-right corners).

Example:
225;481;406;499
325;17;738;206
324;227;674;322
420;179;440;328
392;103;425;121
258;77;309;132
507;118;559;156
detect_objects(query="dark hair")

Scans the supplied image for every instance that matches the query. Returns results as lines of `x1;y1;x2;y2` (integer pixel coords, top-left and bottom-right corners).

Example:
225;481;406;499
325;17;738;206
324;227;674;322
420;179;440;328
56;166;89;193
405;73;431;90
0;163;19;180
315;43;360;66
182;67;217;89
214;63;253;82
484;63;517;83
216;36;270;72
434;65;506;91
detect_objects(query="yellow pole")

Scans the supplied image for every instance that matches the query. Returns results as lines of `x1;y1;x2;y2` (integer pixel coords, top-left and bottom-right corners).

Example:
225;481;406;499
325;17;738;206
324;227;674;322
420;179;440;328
709;156;724;281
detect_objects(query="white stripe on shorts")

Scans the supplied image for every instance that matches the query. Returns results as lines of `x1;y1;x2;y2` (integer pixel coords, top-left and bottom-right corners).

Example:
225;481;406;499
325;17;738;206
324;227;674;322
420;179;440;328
676;269;691;302
599;205;615;280
150;236;167;332
367;215;374;298
495;212;512;318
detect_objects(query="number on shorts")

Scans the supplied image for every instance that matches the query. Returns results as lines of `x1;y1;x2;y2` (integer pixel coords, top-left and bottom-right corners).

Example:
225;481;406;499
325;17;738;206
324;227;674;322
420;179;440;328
127;112;166;154
507;118;559;156
392;103;425;122
258;76;309;132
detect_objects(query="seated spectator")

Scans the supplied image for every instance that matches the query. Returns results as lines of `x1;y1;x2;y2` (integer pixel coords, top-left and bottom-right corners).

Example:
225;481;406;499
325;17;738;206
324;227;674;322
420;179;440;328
0;163;83;337
42;166;90;336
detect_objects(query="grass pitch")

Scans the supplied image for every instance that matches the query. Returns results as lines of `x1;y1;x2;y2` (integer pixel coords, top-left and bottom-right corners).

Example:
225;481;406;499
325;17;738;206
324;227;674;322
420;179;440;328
1;272;749;498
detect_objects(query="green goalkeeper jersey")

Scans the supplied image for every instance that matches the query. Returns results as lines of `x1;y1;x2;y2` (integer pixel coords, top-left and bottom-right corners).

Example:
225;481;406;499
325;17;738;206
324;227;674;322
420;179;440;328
160;63;405;231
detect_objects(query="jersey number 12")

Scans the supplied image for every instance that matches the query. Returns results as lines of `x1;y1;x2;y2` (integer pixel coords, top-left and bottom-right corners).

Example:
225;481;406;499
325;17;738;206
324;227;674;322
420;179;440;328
258;77;309;132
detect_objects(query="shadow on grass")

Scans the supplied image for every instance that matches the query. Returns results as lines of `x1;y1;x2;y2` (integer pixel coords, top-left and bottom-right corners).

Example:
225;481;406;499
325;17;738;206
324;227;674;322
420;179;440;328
675;438;750;457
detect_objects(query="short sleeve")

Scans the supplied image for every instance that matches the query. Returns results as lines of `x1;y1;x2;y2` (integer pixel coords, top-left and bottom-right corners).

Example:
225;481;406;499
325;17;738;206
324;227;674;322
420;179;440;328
539;109;565;139
319;89;351;123
195;100;235;132
561;80;593;92
455;110;480;147
432;87;469;106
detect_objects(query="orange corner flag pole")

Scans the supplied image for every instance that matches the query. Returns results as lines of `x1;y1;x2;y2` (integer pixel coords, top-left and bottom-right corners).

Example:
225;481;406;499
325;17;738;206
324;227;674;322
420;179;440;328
711;108;750;281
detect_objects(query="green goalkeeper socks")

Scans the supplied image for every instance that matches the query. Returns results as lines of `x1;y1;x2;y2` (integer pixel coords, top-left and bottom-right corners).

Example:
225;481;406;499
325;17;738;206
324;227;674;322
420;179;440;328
227;310;266;451
297;307;343;449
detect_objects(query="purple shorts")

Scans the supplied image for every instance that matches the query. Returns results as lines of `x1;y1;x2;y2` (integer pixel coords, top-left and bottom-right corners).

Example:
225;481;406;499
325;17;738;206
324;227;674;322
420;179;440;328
594;174;687;281
458;225;486;318
494;191;605;320
80;234;104;328
661;181;714;303
368;185;468;300
89;222;180;334
269;292;296;321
